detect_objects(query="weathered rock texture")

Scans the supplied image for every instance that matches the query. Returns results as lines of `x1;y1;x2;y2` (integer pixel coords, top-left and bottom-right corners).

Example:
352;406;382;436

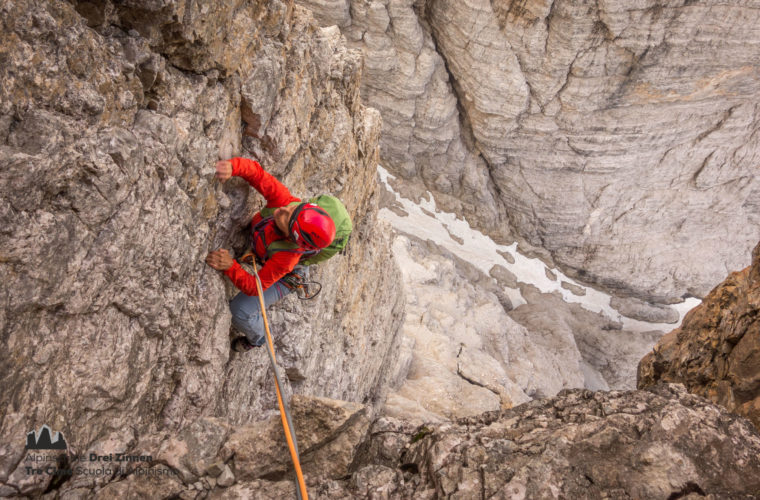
298;0;760;302
60;395;372;499
384;231;666;425
0;0;403;496
382;235;532;424
511;283;664;392
639;241;760;429
50;386;760;499
219;385;760;499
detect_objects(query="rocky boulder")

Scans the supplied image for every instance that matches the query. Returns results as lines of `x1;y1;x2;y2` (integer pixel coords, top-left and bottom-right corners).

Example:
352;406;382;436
86;395;370;499
639;241;760;429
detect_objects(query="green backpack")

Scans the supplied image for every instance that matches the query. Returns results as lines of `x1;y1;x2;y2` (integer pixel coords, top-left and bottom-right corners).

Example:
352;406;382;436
258;195;352;266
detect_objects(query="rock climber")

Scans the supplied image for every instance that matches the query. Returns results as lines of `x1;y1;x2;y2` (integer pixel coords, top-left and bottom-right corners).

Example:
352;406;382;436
205;157;347;352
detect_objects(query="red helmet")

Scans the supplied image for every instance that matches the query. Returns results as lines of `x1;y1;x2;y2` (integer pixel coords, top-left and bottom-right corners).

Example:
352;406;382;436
288;203;336;250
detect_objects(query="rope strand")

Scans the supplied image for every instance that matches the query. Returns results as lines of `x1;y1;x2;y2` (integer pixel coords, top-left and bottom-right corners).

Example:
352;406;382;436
250;260;308;500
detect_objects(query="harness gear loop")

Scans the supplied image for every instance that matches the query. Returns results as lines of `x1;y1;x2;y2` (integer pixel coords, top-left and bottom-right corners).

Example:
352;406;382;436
239;251;322;300
249;259;309;500
281;272;322;300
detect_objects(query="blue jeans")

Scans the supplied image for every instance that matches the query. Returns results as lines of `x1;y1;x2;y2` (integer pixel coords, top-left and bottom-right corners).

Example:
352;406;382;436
229;267;308;346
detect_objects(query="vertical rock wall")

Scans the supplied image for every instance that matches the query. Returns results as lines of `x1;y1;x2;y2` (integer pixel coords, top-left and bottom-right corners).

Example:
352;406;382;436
0;0;403;495
639;240;760;429
297;0;760;302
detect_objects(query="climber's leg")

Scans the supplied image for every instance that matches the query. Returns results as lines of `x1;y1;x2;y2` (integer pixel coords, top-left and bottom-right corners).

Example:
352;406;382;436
229;279;292;347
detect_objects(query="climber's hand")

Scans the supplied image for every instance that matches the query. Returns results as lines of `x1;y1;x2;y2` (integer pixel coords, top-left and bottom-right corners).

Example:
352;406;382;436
206;249;233;271
215;160;232;183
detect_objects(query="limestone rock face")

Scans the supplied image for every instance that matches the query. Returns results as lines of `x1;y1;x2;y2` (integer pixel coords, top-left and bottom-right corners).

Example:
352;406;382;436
298;0;504;238
382;235;533;424
383;231;666;424
0;0;402;496
90;395;371;499
47;387;760;499
309;385;760;499
297;0;760;302
639;241;760;429
510;283;664;392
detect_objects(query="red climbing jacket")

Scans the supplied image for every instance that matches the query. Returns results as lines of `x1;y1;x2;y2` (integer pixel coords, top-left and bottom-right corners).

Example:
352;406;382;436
223;157;301;296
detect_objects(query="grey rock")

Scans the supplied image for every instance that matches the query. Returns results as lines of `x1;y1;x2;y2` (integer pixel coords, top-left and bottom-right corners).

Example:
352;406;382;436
91;467;185;500
325;385;760;498
544;267;557;281
155;418;230;483
497;249;515;264
299;0;760;302
385;235;554;424
211;480;296;499
489;263;518;289
216;466;235;488
220;395;370;482
561;280;586;296
205;461;225;478
0;1;402;497
611;295;681;324
350;465;401;498
510;284;660;391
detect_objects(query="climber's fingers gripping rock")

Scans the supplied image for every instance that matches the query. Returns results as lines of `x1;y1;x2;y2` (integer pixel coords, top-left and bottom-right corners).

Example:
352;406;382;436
215;160;232;183
206;249;233;271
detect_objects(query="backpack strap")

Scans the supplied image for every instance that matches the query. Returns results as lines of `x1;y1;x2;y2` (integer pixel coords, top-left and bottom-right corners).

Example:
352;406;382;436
251;216;273;261
251;215;318;264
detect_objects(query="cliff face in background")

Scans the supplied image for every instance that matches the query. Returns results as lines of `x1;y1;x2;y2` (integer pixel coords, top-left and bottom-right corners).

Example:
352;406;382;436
0;0;404;495
639;241;760;429
297;0;760;302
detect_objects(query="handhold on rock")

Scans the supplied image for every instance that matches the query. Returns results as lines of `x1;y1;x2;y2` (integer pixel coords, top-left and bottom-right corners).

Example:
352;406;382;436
205;460;225;478
217;465;235;488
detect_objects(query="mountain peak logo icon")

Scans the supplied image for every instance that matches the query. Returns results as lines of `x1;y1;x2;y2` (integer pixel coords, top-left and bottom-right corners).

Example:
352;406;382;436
26;425;67;450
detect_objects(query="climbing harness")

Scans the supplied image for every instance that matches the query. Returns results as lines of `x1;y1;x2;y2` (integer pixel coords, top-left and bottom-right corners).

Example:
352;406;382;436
239;251;322;300
250;259;309;500
281;272;322;300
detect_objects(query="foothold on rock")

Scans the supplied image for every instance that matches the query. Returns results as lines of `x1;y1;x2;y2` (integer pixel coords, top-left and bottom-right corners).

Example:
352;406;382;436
217;465;235;488
205;461;225;478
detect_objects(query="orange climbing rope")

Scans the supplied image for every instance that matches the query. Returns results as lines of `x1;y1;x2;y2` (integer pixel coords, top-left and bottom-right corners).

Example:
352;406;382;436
250;258;309;500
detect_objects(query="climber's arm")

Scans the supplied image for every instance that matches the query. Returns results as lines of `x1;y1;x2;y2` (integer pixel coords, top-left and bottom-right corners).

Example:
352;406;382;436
218;251;300;296
225;157;299;208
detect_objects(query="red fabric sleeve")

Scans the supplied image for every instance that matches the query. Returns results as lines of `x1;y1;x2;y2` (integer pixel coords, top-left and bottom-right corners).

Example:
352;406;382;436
229;157;300;208
223;252;302;296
